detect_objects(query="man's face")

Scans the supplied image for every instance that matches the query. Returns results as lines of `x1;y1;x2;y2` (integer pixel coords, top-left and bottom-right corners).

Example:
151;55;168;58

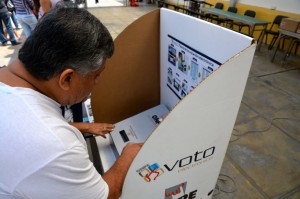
70;64;106;105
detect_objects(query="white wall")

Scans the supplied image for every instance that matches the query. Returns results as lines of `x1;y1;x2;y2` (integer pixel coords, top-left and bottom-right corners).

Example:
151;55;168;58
228;0;300;14
170;0;300;14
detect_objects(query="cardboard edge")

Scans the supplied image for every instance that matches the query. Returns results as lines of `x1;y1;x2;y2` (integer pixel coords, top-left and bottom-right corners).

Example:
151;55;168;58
121;44;256;198
91;9;161;124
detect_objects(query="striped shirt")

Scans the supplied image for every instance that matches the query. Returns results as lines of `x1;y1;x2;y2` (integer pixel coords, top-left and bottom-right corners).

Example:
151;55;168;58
13;0;33;15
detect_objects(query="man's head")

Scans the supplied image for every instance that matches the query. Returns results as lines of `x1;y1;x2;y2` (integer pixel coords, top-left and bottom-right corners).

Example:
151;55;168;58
18;6;114;105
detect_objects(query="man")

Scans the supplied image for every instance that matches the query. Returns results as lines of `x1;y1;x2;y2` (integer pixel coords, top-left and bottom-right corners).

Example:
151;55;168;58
0;0;21;46
5;0;20;29
0;5;142;199
13;0;37;38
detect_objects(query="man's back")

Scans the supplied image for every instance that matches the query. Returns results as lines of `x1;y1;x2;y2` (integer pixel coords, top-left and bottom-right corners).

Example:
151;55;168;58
0;82;108;198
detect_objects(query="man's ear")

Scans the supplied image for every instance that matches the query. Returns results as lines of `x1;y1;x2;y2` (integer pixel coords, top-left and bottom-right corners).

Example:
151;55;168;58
58;69;76;91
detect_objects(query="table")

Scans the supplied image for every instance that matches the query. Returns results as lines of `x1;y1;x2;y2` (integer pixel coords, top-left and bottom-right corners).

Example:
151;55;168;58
184;0;213;13
160;0;212;17
270;29;300;62
201;8;270;50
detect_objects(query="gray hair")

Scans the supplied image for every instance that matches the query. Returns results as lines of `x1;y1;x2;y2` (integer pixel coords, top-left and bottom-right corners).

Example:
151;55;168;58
19;5;114;80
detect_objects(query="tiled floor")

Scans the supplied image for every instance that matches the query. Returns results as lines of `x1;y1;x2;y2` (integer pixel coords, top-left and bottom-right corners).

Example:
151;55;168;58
1;4;299;199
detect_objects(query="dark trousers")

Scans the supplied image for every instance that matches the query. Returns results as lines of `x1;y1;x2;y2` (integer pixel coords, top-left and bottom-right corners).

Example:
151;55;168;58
0;11;16;44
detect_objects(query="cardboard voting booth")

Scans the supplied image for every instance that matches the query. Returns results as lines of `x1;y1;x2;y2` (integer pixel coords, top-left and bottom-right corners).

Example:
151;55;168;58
91;8;256;199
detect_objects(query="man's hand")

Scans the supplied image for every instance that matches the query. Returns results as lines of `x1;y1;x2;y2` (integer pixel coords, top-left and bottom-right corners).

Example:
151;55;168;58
87;123;114;138
121;142;143;162
69;122;114;138
102;142;143;199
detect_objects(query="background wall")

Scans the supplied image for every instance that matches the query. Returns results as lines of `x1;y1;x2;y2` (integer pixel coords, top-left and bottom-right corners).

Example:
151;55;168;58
232;0;300;14
164;0;300;54
168;0;300;15
208;0;300;54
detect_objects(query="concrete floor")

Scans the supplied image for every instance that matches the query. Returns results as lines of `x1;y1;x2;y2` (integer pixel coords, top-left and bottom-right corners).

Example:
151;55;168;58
1;3;299;199
90;5;300;198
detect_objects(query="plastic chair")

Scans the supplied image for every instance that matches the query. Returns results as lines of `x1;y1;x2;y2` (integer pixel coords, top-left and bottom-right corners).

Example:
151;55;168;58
232;10;256;35
205;2;224;22
264;15;288;50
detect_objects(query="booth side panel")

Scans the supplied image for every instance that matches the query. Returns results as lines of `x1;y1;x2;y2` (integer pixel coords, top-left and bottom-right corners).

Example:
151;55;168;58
121;44;256;199
159;8;253;110
91;9;161;124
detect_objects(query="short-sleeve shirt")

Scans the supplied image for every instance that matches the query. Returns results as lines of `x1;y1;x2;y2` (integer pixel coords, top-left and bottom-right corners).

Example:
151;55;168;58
0;82;109;199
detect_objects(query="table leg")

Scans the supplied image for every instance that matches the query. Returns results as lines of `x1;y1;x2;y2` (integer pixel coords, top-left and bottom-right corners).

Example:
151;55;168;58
257;24;267;51
283;37;295;61
249;25;254;37
270;32;283;62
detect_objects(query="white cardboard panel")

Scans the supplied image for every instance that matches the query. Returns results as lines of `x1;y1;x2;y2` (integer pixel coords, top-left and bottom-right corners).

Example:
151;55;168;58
121;44;256;199
160;8;253;110
160;9;252;64
122;46;256;198
92;8;256;199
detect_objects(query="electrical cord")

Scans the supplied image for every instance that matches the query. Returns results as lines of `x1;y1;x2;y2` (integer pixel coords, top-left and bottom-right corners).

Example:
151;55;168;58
218;118;300;196
248;68;300;78
215;117;300;197
230;117;300;143
213;174;236;196
215;66;300;196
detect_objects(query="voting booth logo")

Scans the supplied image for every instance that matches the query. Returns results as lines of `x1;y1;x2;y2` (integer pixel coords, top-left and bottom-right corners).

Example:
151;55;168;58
136;163;164;182
136;146;215;183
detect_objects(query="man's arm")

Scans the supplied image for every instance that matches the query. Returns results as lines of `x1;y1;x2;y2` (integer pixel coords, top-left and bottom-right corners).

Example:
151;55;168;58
39;0;51;14
69;122;114;138
102;142;143;199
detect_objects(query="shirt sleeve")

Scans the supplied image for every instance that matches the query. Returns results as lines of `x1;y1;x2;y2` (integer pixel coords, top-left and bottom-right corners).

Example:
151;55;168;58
13;145;109;199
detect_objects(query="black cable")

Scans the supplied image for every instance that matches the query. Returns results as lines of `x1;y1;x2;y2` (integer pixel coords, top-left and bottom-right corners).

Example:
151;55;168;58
213;174;236;196
230;117;300;143
248;68;300;78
